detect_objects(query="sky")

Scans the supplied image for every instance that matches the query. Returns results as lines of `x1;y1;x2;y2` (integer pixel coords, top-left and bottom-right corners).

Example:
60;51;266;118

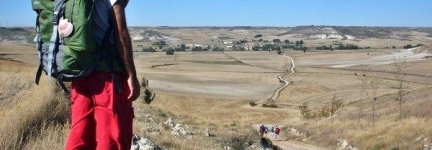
1;0;431;27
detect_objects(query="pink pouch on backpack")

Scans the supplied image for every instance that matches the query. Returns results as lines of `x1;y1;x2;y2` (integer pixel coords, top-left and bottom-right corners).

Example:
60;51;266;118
59;17;73;37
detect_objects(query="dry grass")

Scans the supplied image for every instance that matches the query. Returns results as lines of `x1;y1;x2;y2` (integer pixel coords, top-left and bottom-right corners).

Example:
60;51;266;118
294;117;432;150
132;100;263;149
0;59;70;150
0;39;431;149
22;123;69;150
289;85;432;149
148;92;298;126
133;48;431;149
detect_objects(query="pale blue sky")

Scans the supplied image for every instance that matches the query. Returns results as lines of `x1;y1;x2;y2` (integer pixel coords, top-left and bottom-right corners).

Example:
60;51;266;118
0;0;431;27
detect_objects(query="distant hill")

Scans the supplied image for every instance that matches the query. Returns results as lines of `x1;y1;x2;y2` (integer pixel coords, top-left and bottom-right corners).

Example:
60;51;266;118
271;26;432;40
1;26;431;43
0;27;35;43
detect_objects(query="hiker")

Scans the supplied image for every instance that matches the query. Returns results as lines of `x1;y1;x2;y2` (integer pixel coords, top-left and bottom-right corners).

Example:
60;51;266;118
274;126;280;140
65;0;140;149
259;124;265;138
269;125;275;133
269;125;275;137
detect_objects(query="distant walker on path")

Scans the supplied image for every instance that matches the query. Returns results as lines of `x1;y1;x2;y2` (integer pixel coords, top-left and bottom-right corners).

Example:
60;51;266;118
274;126;280;140
259;124;265;138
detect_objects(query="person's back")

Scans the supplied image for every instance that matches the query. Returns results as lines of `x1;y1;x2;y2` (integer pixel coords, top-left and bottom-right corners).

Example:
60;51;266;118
259;124;265;137
269;125;274;132
260;125;265;132
274;126;280;140
65;0;140;149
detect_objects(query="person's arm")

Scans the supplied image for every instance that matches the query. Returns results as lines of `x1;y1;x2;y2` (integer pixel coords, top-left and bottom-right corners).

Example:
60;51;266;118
110;0;140;101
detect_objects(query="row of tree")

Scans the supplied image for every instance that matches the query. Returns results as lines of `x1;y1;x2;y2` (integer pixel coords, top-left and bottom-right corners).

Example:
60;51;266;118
403;44;423;49
316;43;361;50
163;46;225;55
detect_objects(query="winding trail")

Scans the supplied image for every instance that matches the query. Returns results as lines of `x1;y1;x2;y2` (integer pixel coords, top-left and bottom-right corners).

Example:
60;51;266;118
269;54;295;101
262;54;329;150
286;55;296;74
268;54;329;150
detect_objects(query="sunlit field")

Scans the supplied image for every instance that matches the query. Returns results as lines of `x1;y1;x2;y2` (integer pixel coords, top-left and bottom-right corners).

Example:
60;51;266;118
1;38;432;149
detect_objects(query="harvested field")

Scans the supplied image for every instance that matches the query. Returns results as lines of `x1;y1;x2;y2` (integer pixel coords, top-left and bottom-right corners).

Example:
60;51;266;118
1;27;431;149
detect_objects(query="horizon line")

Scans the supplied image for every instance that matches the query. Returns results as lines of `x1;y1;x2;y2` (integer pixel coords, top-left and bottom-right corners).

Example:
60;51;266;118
2;25;432;28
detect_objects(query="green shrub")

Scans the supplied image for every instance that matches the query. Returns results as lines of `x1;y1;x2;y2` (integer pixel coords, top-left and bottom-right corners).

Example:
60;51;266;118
300;99;343;119
165;48;174;55
249;101;257;107
143;89;155;104
141;47;156;52
299;102;311;119
262;103;278;108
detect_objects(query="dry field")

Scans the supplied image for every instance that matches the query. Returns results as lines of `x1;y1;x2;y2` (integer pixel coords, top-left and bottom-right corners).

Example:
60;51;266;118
1;37;432;149
0;43;69;149
133;43;432;149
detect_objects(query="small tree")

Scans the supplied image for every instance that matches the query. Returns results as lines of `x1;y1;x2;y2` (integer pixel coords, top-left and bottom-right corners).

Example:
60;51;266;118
330;94;343;123
141;77;155;104
165;48;174;55
393;56;407;121
369;78;380;125
212;46;224;51
357;65;371;123
277;48;282;55
141;47;156;52
153;40;166;49
254;34;262;38
180;44;186;51
299;102;311;119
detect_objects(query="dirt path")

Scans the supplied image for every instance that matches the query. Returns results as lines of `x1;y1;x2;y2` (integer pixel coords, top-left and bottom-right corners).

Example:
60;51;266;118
273;140;328;150
258;54;329;150
270;54;295;101
286;55;296;74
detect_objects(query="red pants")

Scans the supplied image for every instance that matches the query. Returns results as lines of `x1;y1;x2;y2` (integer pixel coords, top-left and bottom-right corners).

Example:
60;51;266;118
66;71;134;150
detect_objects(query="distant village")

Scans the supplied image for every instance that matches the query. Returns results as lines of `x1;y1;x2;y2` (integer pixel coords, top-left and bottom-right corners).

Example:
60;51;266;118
141;35;308;55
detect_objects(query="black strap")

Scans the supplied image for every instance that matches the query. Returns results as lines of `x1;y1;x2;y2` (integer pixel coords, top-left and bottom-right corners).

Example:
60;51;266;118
100;26;122;94
34;10;42;85
104;7;122;94
35;65;43;85
34;10;43;85
57;76;70;93
111;71;122;94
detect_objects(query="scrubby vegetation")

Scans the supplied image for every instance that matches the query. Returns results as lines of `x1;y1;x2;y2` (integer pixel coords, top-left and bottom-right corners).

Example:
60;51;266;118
403;43;423;49
1;26;432;149
0;60;69;149
141;47;156;52
299;96;343;119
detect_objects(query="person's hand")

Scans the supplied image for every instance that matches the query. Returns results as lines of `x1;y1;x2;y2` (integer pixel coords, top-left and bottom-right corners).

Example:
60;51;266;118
127;75;140;101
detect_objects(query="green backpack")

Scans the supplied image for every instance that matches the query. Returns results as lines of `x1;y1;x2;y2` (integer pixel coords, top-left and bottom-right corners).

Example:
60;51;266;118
32;0;111;92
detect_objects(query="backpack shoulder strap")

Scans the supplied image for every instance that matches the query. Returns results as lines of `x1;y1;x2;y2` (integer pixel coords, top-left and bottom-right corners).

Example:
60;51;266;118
101;26;123;94
46;0;66;78
34;10;43;85
35;0;67;84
